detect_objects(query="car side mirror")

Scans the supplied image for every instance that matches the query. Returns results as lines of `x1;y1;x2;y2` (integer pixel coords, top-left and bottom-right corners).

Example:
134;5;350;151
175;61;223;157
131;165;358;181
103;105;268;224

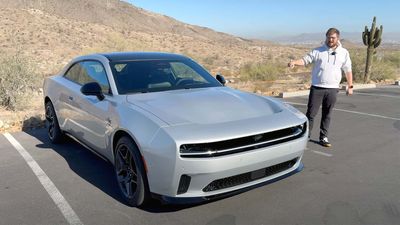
81;82;105;101
216;74;226;86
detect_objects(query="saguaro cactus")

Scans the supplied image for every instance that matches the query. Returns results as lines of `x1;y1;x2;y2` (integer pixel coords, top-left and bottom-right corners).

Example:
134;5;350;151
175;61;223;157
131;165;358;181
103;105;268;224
362;17;383;83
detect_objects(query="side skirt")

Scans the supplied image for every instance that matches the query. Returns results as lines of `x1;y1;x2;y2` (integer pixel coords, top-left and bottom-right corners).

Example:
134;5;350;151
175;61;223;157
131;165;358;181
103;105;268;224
64;132;111;163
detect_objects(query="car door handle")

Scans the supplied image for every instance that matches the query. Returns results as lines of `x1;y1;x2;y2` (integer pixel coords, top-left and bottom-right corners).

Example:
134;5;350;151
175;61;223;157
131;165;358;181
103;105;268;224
106;118;112;126
68;96;74;101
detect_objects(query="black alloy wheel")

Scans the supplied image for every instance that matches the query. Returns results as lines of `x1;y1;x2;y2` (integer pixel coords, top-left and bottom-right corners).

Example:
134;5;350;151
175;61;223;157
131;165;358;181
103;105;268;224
115;136;150;207
45;101;63;143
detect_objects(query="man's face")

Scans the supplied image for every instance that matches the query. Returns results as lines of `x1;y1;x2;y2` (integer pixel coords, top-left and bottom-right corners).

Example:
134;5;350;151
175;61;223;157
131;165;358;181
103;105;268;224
325;33;339;48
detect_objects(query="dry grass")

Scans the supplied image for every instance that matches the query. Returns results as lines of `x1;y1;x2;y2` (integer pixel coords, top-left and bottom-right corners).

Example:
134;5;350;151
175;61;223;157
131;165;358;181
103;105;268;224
0;7;308;76
0;3;398;133
0;6;308;133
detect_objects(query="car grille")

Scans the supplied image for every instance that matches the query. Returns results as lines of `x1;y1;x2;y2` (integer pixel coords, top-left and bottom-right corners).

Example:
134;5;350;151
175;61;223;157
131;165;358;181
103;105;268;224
180;122;306;158
203;158;298;192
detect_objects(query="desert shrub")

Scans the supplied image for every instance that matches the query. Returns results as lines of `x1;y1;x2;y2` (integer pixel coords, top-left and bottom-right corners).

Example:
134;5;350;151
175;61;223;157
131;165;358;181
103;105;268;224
383;51;400;79
369;60;396;81
83;33;146;54
349;49;396;82
383;51;400;69
0;52;40;110
202;54;219;67
239;61;283;82
216;68;233;77
349;50;365;82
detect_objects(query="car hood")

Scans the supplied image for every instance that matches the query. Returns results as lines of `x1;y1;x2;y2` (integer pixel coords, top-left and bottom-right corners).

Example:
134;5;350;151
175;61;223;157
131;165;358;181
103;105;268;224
126;87;283;126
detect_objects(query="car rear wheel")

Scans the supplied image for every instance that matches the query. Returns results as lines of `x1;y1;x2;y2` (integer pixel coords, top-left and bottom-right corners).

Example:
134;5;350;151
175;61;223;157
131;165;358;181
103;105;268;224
115;136;150;207
45;101;64;144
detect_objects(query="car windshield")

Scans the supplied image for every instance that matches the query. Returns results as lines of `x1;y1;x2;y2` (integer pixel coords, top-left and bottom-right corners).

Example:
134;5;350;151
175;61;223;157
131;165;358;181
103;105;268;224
109;59;222;94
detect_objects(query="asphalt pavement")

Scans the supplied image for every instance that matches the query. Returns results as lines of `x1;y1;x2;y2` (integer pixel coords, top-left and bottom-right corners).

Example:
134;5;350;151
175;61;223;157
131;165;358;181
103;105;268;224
1;85;399;225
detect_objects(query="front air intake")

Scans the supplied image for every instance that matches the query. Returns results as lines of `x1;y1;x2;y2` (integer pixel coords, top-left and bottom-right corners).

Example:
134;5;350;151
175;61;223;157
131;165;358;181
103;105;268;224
203;158;298;192
177;175;191;195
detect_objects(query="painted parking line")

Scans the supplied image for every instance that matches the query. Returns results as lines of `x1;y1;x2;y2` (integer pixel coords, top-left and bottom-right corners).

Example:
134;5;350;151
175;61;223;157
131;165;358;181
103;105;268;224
348;92;400;99
285;102;400;121
305;147;333;157
311;150;332;157
3;133;83;225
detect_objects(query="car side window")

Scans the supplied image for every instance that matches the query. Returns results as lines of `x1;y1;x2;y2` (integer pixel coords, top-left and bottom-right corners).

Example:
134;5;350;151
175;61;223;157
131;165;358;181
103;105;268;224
64;63;83;83
64;61;111;94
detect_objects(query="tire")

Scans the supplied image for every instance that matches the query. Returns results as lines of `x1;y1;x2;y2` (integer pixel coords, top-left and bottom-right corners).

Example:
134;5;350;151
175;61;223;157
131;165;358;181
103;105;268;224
114;136;150;207
45;101;64;144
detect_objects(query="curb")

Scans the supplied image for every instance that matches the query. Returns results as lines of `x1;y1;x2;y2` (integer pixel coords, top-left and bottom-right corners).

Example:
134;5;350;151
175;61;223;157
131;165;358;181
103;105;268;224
278;83;378;98
278;90;310;98
340;83;376;90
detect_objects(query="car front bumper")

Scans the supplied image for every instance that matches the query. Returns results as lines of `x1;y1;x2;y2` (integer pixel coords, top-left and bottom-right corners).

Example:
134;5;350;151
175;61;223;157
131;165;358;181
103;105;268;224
145;132;307;200
153;162;303;205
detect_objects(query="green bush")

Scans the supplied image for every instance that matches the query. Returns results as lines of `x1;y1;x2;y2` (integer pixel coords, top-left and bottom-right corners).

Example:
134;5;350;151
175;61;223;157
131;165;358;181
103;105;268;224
240;62;283;82
0;52;40;110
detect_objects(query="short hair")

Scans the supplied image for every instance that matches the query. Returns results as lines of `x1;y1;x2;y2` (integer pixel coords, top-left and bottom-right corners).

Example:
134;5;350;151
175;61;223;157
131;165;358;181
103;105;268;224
326;28;340;37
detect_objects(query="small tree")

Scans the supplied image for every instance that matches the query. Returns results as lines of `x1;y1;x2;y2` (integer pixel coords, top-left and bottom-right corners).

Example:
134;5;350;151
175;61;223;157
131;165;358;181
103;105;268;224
362;17;383;83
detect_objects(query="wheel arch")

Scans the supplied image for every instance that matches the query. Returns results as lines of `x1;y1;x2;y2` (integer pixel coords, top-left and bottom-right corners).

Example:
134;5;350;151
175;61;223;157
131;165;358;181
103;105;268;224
44;96;51;105
44;96;60;123
112;129;144;163
112;129;151;195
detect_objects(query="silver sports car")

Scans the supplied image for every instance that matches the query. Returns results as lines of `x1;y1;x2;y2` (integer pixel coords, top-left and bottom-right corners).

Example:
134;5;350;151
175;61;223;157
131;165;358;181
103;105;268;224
43;52;308;206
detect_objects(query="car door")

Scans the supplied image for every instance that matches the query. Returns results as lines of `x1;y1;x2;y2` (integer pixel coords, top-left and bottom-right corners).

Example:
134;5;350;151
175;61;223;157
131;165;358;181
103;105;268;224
58;62;85;134
62;60;113;155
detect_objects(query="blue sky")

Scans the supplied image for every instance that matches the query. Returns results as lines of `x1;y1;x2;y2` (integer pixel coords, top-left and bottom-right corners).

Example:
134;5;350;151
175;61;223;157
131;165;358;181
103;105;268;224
126;0;399;39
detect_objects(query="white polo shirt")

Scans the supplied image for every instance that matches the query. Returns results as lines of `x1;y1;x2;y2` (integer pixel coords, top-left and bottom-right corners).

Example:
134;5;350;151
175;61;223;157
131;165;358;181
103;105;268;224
303;43;352;88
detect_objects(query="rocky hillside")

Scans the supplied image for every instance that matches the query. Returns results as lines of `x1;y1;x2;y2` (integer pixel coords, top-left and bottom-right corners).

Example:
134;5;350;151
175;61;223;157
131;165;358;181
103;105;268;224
0;0;305;76
0;0;239;41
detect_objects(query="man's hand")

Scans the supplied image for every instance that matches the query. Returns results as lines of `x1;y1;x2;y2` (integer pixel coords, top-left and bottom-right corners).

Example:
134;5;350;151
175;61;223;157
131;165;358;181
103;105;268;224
346;86;353;96
345;72;353;96
288;59;305;68
288;60;295;68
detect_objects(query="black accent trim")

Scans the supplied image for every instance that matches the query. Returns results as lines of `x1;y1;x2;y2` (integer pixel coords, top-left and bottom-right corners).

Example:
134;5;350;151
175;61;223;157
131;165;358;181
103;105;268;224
177;175;191;195
180;123;306;158
203;158;298;192
151;162;303;205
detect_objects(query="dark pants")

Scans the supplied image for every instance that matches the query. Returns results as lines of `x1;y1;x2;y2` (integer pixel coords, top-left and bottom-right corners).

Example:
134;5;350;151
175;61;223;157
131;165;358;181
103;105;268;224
306;86;338;139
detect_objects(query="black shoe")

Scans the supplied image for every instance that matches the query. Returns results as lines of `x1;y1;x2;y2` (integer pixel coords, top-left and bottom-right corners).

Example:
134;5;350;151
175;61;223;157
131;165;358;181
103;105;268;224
319;137;332;147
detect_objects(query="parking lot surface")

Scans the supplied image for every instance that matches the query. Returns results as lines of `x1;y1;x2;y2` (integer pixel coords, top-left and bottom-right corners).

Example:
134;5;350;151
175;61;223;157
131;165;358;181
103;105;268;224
1;85;399;225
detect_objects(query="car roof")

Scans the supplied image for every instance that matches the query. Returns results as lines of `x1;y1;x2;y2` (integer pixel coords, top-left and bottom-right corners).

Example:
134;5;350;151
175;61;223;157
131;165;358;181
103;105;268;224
99;52;189;62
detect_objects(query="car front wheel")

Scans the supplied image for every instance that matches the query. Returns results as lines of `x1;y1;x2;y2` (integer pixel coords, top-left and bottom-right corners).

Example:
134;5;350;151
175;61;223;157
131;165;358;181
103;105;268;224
115;136;150;207
45;101;64;143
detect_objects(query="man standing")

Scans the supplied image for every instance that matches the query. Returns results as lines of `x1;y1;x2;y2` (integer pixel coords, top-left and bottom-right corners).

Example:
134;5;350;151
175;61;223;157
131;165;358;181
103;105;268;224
288;28;353;147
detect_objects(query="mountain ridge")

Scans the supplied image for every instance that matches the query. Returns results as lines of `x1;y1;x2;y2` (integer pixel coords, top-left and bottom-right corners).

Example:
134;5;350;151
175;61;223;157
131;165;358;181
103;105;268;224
270;32;400;47
0;0;250;43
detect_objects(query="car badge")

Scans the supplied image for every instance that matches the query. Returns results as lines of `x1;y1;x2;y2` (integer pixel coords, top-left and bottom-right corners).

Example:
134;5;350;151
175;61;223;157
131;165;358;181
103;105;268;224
253;134;263;142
